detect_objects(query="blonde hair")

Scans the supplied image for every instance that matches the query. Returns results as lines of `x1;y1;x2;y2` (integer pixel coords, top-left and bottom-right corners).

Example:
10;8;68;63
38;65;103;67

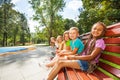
50;37;56;41
56;35;63;43
69;27;79;33
63;30;69;39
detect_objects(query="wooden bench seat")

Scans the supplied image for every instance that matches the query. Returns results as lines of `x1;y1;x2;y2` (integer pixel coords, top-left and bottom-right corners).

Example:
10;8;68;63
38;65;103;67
58;23;120;80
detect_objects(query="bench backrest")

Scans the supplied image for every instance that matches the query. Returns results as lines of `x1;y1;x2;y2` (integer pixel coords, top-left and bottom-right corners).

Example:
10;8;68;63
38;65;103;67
79;23;120;80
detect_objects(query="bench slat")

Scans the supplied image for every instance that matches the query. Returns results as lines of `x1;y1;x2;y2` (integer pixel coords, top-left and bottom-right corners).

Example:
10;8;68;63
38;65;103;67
65;68;78;80
76;69;91;80
105;28;120;37
58;68;66;80
104;38;120;44
99;62;120;78
101;53;120;65
107;23;120;29
87;73;100;80
81;35;89;40
94;69;113;80
105;46;120;54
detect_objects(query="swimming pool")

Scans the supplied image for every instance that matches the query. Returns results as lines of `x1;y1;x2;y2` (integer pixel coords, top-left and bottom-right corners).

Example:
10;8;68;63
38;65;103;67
0;47;27;53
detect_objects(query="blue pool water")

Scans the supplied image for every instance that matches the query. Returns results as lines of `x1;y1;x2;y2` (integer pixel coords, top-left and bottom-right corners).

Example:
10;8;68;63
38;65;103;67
0;47;27;53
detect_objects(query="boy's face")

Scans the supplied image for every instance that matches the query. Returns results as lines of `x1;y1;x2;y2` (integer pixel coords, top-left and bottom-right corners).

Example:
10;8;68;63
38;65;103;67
69;29;79;40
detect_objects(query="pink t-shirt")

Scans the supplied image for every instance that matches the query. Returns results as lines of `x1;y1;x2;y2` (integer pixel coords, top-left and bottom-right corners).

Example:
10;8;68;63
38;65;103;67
95;38;106;50
82;38;106;63
94;38;106;63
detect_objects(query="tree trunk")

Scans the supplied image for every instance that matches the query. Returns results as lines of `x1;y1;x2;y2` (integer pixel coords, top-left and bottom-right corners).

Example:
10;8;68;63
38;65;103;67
13;34;16;46
5;32;7;46
49;13;54;45
2;32;7;46
2;32;5;46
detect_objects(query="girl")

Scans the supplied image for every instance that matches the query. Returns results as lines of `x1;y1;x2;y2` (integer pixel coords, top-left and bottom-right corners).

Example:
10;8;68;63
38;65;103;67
47;22;106;80
60;30;71;51
56;31;71;53
55;35;63;50
50;37;56;48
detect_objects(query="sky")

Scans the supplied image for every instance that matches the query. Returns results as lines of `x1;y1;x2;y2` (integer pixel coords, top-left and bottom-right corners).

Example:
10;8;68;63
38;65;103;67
11;0;83;32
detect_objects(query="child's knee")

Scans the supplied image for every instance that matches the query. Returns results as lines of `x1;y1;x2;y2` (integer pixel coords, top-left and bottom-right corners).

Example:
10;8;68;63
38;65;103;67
57;60;64;67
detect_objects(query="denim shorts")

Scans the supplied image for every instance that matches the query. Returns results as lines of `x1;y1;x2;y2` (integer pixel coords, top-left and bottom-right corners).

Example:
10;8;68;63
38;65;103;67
77;60;88;71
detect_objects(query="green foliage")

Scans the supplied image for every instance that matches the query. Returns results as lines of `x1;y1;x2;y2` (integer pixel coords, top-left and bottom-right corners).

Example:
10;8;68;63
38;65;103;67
78;0;120;34
0;1;31;46
64;19;77;30
29;0;65;44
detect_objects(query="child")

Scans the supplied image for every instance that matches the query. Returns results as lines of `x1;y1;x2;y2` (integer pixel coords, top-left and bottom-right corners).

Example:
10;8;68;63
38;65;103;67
47;22;106;80
46;27;84;67
63;30;71;50
55;35;63;50
49;37;57;56
50;37;56;48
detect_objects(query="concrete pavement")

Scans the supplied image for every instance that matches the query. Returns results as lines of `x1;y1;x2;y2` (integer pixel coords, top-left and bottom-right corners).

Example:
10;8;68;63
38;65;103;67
0;46;55;80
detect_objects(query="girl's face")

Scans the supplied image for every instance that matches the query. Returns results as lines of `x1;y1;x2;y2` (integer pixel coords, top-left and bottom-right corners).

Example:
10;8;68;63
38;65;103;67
51;38;55;42
64;34;69;41
91;23;104;38
57;37;63;43
69;29;79;40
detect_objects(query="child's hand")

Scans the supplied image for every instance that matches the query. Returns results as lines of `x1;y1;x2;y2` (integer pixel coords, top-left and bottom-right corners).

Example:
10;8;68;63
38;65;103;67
56;50;60;54
64;56;68;59
58;56;68;60
58;51;66;56
58;52;63;56
60;50;66;53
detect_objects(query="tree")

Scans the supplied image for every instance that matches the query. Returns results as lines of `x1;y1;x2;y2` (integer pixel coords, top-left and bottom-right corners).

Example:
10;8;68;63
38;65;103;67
19;13;30;45
1;0;13;46
29;0;65;44
0;0;31;46
77;0;120;34
64;19;77;31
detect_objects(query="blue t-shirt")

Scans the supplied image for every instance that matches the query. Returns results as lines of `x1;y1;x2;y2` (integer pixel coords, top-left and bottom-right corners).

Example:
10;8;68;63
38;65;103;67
70;38;84;54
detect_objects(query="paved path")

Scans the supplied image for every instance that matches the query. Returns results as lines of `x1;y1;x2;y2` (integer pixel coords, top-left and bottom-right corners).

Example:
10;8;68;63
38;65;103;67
0;46;55;80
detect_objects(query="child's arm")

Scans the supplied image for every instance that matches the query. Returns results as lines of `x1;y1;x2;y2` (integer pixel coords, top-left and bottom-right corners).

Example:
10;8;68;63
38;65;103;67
58;41;64;50
58;47;78;56
67;47;102;60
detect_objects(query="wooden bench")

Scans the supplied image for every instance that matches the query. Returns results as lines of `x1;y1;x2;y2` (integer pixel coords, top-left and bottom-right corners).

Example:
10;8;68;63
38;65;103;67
58;23;120;80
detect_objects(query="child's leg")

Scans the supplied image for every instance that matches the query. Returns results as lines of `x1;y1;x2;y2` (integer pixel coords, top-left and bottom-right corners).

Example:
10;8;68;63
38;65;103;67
47;59;80;80
46;55;59;67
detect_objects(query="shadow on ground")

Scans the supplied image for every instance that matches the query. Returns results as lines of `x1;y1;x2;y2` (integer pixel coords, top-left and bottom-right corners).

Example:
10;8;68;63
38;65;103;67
0;46;55;80
0;46;53;66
